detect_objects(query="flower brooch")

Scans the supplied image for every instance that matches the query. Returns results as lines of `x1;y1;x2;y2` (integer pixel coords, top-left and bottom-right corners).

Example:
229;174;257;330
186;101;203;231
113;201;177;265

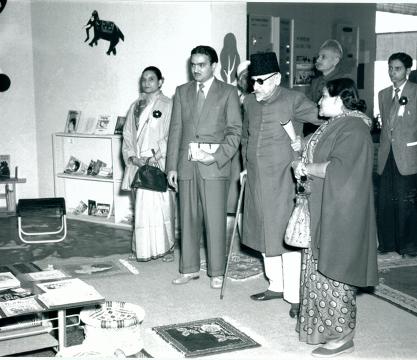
398;96;408;117
153;110;162;118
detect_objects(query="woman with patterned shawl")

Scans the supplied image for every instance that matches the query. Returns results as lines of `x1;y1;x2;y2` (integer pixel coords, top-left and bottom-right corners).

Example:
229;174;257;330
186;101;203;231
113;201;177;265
291;78;378;357
121;66;175;262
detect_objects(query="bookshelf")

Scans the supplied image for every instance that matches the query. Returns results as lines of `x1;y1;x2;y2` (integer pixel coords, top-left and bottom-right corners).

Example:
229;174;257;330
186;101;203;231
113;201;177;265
52;133;133;228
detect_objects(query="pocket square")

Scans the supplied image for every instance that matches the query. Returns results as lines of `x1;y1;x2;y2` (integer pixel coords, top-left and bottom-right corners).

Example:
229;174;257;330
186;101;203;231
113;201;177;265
406;141;417;147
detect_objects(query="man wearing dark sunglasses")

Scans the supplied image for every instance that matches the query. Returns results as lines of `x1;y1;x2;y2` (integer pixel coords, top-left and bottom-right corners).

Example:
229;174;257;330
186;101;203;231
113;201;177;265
240;52;321;318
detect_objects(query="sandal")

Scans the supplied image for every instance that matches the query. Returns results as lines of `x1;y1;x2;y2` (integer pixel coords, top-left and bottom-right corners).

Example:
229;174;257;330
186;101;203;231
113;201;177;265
128;253;137;261
162;253;174;262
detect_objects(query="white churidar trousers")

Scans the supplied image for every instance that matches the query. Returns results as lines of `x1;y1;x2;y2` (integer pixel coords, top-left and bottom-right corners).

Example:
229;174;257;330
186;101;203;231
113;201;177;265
262;251;301;304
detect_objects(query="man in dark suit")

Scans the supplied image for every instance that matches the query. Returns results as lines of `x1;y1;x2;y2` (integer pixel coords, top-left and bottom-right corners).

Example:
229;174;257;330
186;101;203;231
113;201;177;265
166;45;242;289
377;52;417;258
304;39;350;136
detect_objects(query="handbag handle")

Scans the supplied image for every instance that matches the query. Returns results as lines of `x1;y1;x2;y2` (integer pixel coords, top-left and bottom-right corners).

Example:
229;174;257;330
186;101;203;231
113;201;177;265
145;149;161;169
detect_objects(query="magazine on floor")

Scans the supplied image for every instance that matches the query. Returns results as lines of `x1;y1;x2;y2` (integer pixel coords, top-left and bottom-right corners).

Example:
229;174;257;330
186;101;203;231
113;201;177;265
26;269;69;282
0;272;20;291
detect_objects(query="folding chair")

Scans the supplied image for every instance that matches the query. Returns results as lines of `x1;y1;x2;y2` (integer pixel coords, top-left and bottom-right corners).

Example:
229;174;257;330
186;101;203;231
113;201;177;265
17;197;67;244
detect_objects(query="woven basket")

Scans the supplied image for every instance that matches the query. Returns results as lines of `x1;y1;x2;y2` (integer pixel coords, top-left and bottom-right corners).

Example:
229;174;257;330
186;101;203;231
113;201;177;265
80;301;145;356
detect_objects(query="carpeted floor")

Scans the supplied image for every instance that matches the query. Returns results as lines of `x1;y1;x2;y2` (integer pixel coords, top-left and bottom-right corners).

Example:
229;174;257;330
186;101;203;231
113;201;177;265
0;216;131;265
1;216;417;358
372;255;417;316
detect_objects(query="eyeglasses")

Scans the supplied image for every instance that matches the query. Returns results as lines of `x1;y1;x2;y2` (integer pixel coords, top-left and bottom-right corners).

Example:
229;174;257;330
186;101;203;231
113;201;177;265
249;72;277;86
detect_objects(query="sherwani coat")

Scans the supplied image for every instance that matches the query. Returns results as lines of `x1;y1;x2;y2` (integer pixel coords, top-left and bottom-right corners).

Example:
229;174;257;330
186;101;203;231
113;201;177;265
166;78;242;276
377;81;417;176
241;87;320;256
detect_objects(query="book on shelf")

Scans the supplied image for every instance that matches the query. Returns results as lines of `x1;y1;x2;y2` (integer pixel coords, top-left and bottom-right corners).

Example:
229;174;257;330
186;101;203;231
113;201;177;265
76;116;97;134
95;203;111;217
95;115;116;135
0;297;43;317
36;278;104;308
88;200;97;216
97;166;112;177
63;156;88;175
0;154;11;180
0;314;47;333
90;159;107;176
0;272;20;291
64;110;81;133
0;287;34;302
26;269;69;282
72;200;88;215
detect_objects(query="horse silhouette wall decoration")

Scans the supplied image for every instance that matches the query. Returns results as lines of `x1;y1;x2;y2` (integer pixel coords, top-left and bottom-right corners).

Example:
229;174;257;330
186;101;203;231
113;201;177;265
84;10;124;55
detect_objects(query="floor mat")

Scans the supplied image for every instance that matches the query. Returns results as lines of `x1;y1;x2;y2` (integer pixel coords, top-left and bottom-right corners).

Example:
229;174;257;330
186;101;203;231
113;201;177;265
200;252;263;281
43;258;136;278
372;257;417;316
152;317;260;357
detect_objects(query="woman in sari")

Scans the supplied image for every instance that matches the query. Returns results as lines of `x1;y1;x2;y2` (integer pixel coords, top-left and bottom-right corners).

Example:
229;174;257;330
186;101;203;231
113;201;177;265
121;66;175;262
291;78;378;357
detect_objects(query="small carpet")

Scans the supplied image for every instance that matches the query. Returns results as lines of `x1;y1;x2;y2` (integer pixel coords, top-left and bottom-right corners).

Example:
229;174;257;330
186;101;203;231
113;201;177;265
372;257;417;316
200;252;263;281
44;258;134;279
152;317;260;357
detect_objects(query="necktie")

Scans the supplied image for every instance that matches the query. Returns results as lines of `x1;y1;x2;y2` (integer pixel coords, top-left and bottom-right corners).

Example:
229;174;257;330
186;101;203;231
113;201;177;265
389;87;400;126
196;83;205;115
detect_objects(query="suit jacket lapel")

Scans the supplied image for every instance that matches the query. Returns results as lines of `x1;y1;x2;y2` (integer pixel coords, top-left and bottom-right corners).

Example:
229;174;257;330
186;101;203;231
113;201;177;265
196;78;218;128
187;81;199;126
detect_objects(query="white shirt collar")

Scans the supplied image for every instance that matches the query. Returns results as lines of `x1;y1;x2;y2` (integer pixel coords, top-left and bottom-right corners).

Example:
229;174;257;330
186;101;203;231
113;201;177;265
197;76;215;97
393;81;407;98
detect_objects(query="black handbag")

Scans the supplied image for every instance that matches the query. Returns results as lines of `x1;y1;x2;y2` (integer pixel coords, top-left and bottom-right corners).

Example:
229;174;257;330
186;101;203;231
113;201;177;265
131;150;168;192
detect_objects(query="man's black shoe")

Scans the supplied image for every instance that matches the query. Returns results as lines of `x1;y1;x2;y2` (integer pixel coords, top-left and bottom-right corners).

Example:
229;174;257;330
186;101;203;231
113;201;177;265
250;289;283;301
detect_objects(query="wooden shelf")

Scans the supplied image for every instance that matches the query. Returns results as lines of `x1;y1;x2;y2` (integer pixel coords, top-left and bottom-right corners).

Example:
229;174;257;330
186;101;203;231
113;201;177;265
57;173;113;182
54;132;121;139
52;133;133;226
0;325;58;356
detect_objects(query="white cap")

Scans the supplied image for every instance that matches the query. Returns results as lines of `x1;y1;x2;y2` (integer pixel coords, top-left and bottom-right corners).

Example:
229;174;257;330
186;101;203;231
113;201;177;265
237;60;250;78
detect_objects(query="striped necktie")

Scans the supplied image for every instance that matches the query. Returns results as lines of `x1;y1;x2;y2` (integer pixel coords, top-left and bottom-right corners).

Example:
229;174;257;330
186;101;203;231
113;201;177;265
389;87;400;126
196;83;205;115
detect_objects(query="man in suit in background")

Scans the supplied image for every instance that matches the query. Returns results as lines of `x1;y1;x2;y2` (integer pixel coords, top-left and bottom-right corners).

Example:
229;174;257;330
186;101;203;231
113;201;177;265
305;39;349;135
166;45;242;289
377;52;417;258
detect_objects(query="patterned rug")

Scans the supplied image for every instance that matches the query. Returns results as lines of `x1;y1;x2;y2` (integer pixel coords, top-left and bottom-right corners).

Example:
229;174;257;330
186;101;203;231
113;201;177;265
152;317;260;357
372;257;417;316
200;250;264;281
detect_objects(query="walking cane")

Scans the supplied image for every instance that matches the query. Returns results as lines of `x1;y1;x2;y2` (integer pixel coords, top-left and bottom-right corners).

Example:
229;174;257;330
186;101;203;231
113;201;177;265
220;174;246;300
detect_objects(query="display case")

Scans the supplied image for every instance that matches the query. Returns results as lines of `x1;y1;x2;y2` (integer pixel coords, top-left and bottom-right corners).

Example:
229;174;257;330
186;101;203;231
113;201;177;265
52;133;133;228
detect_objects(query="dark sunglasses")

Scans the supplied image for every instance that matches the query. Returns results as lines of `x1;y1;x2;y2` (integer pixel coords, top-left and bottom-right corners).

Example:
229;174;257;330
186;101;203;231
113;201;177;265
249;72;277;86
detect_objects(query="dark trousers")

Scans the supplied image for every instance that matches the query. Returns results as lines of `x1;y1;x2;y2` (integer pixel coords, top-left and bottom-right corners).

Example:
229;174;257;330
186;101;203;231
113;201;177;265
178;164;229;276
377;149;417;255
